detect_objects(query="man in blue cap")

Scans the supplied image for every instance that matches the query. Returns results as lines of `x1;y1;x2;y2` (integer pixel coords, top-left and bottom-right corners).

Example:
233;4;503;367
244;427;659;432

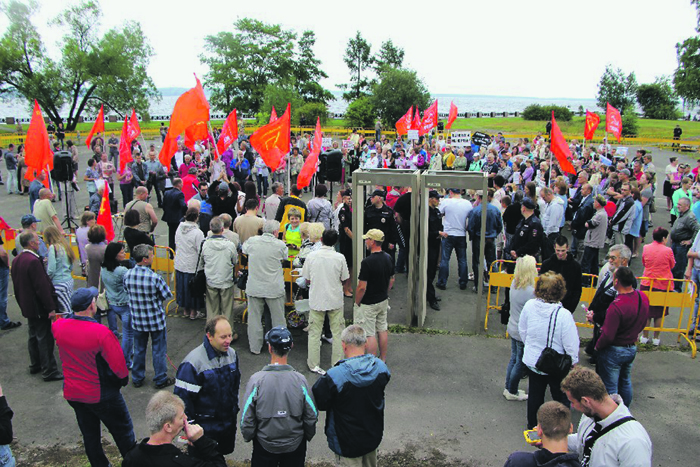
241;327;317;466
52;287;135;467
14;214;48;261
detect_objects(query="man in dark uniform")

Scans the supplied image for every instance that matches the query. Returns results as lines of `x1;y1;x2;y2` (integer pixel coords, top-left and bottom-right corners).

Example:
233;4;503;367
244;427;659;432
427;190;443;311
508;198;543;265
338;189;353;296
364;189;398;262
672;124;682;152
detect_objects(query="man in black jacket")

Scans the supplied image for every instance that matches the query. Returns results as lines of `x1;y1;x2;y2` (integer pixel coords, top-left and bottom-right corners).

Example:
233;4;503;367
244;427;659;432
508;198;543;264
161;178;187;252
570;183;595;257
540;236;583;313
0;382;16;467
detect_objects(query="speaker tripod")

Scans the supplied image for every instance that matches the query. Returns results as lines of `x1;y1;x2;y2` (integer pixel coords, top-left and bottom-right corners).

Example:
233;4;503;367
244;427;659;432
60;180;80;232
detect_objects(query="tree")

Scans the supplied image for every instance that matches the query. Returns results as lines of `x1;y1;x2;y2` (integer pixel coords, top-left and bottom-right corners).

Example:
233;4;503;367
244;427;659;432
636;77;680;120
340;31;373;101
294;31;333;104
674;36;700;107
371;68;430;127
373;39;404;75
596;65;637;114
256;83;302;125
344;96;375;128
0;0;158;130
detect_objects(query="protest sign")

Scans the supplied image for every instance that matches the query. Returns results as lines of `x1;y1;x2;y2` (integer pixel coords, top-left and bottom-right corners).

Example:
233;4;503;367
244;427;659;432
407;129;419;140
322;137;332;148
450;131;471;149
471;131;491;148
342;140;354;150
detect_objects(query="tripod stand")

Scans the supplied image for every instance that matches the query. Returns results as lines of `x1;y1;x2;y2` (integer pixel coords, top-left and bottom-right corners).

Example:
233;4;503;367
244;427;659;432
60;180;79;232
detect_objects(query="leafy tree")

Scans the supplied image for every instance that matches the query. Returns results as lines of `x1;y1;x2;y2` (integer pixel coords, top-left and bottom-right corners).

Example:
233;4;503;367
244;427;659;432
522;104;573;121
674;36;700;107
297;102;328;126
371;68;430;127
596;65;637;114
373;40;404;75
636;77;679;120
344;96;375;128
256;83;302;125
621;107;639;136
294;31;333;104
0;0;158;130
340;31;373;101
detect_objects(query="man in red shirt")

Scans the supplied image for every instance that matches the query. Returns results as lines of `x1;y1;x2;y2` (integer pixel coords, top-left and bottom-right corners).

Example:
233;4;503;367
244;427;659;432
53;287;136;467
593;267;649;408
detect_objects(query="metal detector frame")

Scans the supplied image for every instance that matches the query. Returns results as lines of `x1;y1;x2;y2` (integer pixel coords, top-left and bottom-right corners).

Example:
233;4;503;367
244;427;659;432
418;171;489;331
351;169;421;325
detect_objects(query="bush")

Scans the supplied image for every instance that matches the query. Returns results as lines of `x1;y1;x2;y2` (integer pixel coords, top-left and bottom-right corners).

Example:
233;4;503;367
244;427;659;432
345;96;375;129
621;107;639;137
296;102;328;126
522;104;573;121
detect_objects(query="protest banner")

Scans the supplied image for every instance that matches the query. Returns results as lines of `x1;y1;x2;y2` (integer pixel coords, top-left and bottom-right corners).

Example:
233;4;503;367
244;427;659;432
450;131;471;149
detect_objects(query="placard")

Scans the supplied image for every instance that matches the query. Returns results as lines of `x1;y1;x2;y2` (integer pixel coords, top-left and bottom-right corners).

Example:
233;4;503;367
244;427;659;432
450;131;471;149
322;137;333;148
471;131;491;148
342;140;355;150
615;147;628;156
407;130;419;140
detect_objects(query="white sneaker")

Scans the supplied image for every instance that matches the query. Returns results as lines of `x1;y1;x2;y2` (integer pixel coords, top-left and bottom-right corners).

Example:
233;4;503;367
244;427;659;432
503;389;527;401
652;338;661;346
517;390;529;400
639;336;649;344
309;366;326;376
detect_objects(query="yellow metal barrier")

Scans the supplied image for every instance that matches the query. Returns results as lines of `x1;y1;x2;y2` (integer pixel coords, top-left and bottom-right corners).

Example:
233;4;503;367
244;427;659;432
153;245;177;313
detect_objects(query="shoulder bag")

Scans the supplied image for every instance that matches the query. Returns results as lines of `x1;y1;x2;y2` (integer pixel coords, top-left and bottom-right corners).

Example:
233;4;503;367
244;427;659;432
535;306;573;377
96;269;109;311
189;240;207;299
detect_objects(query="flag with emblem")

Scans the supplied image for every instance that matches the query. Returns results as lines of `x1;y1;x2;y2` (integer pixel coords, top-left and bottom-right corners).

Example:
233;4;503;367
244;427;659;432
96;185;114;241
86;104;105;148
24;100;53;189
249;103;290;172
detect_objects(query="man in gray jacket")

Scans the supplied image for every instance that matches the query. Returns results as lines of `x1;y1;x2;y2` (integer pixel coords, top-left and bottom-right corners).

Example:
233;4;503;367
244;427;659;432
581;195;609;276
201;217;238;331
240;327;317;466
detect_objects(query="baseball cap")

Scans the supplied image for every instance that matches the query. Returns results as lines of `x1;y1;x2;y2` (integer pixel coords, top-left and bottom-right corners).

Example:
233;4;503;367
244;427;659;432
341;188;352;197
447;187;461;193
21;214;40;226
265;326;293;351
71;287;98;312
428;190;441;199
522;199;536;210
362;229;385;242
371;189;386;198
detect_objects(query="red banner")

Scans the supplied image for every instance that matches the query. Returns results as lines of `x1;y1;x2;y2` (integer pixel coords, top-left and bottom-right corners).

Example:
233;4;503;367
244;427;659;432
249;103;290;172
411;107;421;131
297;117;322;189
584;111;600;141
446;101;458;130
24;100;53;188
128;109;141;141
184;121;210;151
86;104;105;148
217;109;238;156
0;216;15;241
119;116;132;173
606;103;622;142
270;106;278;123
395;106;413;136
420;99;438;136
550;112;577;175
96;183;114;241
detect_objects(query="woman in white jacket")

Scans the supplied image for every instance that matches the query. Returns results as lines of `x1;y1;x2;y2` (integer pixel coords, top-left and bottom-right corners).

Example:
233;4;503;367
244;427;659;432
174;208;205;320
519;271;580;429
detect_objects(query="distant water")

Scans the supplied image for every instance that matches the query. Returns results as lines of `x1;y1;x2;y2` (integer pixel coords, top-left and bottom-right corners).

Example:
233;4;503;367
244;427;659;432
2;92;601;121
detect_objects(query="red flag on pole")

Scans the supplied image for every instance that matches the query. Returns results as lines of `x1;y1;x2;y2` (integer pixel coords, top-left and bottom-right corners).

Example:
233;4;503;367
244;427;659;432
184;121;210;150
118;116;132;173
128;109;141;141
250;103;290;172
24;100;53;189
446;101;458;130
159;75;210;167
420;99;438;136
411;107;421;131
297;117;322;189
550;112;576;175
217;109;239;156
395;106;413;135
96;184;114;241
605;103;622;142
269;106;278;123
584;111;600;141
0;216;15;241
86;105;105;148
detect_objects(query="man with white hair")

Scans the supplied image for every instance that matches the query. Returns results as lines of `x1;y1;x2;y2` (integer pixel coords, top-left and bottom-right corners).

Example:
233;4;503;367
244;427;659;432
201;217;238;325
241;220;289;355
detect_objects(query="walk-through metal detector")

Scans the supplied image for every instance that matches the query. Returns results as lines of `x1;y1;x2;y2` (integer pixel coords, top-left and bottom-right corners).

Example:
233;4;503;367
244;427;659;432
351;169;421;325
417;171;489;330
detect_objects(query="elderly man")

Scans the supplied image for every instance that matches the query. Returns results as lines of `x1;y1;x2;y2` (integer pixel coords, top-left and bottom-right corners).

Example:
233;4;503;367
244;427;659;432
161;178;187;252
122;391;226;466
28;170;47;211
609;183;635;251
144;151;166;208
89;184;103;216
201;217;238;327
242;220;289;355
53;287;135;466
125;186;158;234
541;187;565;260
312;325;390;467
581;195;609;276
175;316;241;456
302;229;350;375
14;214;49;260
34;188;64;234
11;231;63;381
241;327;317;465
123;244;174;389
670;197;699;290
263;182;284;222
209;213;240;247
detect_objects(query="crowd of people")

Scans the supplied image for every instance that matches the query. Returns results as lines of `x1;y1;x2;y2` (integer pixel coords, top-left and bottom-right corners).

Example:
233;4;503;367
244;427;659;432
3;124;698;467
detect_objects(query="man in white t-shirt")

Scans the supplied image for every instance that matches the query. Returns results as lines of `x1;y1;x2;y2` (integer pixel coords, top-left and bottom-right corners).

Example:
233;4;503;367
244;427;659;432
436;188;473;290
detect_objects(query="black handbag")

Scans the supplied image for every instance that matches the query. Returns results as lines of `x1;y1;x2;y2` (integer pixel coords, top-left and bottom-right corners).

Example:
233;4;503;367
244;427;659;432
189;241;207;299
236;270;248;290
535;306;573;377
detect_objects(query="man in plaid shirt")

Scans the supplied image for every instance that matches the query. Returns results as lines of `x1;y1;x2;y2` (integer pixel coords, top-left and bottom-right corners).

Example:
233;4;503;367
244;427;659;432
124;244;174;389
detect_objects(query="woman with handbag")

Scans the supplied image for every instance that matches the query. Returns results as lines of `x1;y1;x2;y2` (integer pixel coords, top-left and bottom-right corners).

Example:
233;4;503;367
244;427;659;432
44;226;75;314
174;208;205;320
101;242;135;367
519;272;580;429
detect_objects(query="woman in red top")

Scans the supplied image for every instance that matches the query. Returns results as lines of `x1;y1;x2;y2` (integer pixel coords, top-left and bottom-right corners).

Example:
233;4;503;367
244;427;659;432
640;227;675;345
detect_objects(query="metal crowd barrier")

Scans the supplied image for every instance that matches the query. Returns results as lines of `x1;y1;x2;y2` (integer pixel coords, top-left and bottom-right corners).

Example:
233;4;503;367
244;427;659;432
486;260;699;358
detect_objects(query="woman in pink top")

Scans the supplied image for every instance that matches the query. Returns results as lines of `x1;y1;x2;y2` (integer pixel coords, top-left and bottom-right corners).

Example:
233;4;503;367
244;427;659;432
640;227;675;345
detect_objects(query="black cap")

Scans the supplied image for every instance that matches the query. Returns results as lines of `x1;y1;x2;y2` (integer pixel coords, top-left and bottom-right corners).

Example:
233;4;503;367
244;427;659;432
371;189;386;198
447;188;461;193
428;190;441;199
265;327;293;351
341;188;352;197
522;199;536;210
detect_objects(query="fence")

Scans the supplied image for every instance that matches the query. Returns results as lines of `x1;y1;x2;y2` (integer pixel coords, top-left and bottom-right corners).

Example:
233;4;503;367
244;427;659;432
485;259;699;358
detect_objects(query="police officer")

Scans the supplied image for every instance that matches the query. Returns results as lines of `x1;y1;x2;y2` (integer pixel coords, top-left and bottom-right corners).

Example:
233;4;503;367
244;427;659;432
338;189;353;296
508;198;543;263
364;189;398;261
427;190;444;310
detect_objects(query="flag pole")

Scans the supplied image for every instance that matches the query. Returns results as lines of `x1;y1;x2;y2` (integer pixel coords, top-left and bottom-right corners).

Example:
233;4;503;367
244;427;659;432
207;122;220;160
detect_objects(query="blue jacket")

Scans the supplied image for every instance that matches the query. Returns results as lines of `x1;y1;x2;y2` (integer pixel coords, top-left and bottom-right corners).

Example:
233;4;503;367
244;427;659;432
175;336;241;443
467;202;503;239
312;354;390;458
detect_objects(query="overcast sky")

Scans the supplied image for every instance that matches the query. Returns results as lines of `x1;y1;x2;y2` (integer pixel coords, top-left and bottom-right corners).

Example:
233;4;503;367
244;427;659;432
1;0;697;99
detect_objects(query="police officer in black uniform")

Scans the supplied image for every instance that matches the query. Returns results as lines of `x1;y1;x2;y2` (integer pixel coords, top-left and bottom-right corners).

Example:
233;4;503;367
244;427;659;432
364;189;398;262
508;198;543;264
427;190;444;311
338;188;353;268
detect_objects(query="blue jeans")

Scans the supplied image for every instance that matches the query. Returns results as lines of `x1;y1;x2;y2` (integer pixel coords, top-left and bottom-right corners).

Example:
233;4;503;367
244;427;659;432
437;236;468;287
68;392;136;467
132;328;168;385
0;444;15;467
505;338;526;394
0;267;9;328
111;305;133;368
596;345;637;407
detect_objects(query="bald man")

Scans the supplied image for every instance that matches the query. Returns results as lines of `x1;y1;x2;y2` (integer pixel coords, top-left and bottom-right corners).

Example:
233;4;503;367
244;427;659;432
33;188;64;234
125;187;158;233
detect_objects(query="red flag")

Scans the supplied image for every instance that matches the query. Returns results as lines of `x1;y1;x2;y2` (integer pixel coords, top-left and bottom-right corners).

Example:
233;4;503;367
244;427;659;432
411;107;421;131
119;116;132;173
269;106;278;123
550;112;577;176
184;121;210;150
395;106;413;135
0;216;15;241
159;75;210;166
420;99;438;136
584;111;600;141
250;103;290;172
217;109;238;156
297;117;322;189
605;103;622;142
446;101;458;130
96;184;114;241
86;104;105;148
128;109;141;141
24;100;53;188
